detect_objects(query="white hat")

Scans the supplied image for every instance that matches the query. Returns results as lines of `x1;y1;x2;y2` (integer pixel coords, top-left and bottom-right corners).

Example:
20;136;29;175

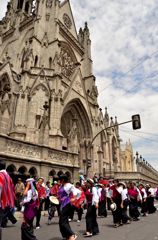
87;178;94;184
49;196;59;205
26;178;35;182
110;203;117;211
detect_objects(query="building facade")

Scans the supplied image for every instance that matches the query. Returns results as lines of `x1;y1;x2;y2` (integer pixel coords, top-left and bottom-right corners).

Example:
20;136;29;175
0;0;122;182
1;0;158;185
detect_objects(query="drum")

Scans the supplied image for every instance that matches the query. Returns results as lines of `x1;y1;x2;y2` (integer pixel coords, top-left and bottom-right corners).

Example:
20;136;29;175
49;196;59;205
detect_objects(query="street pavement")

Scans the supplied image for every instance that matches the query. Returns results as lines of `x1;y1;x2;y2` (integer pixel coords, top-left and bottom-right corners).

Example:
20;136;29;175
2;209;158;240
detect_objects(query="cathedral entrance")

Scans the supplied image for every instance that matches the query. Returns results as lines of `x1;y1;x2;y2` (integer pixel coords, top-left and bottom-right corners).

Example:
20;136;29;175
61;99;92;170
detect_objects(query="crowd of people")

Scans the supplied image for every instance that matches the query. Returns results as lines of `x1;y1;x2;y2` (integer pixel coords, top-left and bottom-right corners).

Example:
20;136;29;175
0;168;158;240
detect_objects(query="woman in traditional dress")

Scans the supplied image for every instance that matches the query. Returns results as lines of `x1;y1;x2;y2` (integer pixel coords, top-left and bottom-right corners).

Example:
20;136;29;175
21;178;38;240
128;181;142;221
138;183;147;216
83;178;99;237
109;180;122;227
58;174;80;240
97;183;107;217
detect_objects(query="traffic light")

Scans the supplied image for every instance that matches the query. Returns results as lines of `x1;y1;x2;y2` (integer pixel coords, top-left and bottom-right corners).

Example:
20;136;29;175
132;114;141;130
87;159;91;168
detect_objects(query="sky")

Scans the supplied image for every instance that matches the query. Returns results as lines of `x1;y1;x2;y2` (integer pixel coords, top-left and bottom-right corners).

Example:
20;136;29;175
1;0;158;169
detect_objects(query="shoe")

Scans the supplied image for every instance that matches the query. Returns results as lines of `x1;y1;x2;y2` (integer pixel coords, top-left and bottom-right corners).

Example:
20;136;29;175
77;220;80;223
114;224;120;228
48;219;51;225
84;233;93;237
36;226;40;229
126;220;131;224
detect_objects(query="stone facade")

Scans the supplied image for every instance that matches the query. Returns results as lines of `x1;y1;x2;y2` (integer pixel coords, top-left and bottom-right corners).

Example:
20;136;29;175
0;0;122;182
0;0;158;185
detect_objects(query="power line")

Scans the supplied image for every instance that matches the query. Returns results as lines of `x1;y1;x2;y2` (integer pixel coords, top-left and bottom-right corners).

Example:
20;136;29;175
99;48;158;94
121;126;158;137
105;70;158;107
120;128;158;143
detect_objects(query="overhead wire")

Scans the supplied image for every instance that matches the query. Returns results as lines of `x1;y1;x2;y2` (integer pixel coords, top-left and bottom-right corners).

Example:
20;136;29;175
120;128;158;143
98;48;158;95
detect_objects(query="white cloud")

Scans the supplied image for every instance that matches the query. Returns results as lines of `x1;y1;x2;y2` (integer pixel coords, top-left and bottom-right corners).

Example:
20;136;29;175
0;0;158;169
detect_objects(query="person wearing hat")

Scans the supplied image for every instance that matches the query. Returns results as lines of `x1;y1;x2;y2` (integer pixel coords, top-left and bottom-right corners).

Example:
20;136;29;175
128;181;142;221
58;174;81;240
35;177;46;229
15;178;25;211
21;178;38;240
83;178;99;237
109;179;123;227
97;183;107;218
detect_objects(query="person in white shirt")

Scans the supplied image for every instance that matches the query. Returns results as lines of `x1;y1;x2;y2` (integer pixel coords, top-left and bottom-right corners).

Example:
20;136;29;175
138;183;147;216
120;182;131;224
146;184;156;214
21;178;38;240
83;179;99;237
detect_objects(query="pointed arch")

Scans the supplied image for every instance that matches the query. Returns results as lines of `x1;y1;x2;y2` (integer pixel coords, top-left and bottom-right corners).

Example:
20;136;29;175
61;98;92;141
60;41;77;63
29;167;38;177
6;164;17;174
18;166;28;175
31;83;50;98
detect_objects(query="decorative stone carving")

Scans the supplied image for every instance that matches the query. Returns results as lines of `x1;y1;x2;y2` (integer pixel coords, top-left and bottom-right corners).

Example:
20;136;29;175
0;83;11;114
90;85;98;103
41;32;49;47
21;40;34;71
63;13;72;29
6;141;41;159
53;47;75;78
67;119;78;153
46;0;53;8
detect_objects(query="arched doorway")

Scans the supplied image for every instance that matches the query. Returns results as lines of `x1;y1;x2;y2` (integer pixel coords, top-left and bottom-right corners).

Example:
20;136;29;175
29;167;38;178
65;171;71;182
18;166;29;182
49;169;56;177
6;164;17;183
61;99;92;170
57;170;63;177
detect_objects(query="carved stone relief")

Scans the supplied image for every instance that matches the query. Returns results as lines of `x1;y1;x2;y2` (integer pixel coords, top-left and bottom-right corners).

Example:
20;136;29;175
6;141;41;159
63;13;72;29
0;80;11;115
21;40;34;71
46;0;53;8
53;47;75;78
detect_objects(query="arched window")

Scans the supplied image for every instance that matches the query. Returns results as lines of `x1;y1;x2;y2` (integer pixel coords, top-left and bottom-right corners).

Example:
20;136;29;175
17;0;24;10
25;1;29;13
49;57;52;68
34;55;38;67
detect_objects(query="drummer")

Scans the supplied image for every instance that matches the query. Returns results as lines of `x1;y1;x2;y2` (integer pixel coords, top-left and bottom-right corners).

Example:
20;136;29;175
58;174;81;240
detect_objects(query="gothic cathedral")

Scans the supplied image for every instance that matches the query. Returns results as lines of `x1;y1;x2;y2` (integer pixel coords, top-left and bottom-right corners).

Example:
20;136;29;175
0;0;122;181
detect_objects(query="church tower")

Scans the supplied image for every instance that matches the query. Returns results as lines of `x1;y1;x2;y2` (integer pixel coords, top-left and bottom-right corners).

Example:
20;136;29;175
0;0;121;180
